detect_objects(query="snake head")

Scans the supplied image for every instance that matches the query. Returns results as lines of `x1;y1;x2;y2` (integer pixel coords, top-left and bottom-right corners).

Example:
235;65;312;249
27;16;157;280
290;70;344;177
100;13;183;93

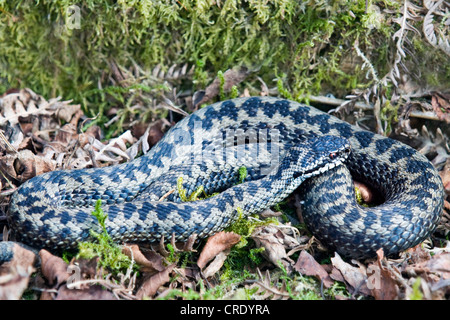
289;135;351;180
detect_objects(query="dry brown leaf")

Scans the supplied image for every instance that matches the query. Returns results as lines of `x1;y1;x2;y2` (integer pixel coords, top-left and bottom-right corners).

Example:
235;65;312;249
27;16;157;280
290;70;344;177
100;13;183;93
54;284;116;300
135;264;175;299
431;92;450;123
126;121;167;160
0;242;37;273
0;242;36;300
367;249;399;300
293;250;334;288
54;123;79;147
439;160;450;193
71;257;101;282
202;250;231;279
329;265;345;283
122;244;165;274
259;208;283;218
330;252;371;296
194;67;249;107
405;243;432;264
0;88;51;126
0;149;56;182
54;103;81;123
403;251;450;281
426;253;450;280
0;89;82;158
197;231;241;269
251;226;296;270
0;265;35;300
39;249;70;287
147;119;169;147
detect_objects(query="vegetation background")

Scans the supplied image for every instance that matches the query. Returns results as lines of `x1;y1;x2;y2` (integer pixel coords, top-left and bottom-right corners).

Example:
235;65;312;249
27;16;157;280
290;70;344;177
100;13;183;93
1;1;448;126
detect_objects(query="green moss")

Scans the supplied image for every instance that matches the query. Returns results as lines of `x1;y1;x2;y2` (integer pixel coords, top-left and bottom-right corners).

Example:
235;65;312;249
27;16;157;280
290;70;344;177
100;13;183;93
230;85;239;99
380;100;399;136
221;207;280;274
238;166;248;184
217;70;226;100
77;199;136;274
0;0;416;117
409;277;423;300
410;36;450;89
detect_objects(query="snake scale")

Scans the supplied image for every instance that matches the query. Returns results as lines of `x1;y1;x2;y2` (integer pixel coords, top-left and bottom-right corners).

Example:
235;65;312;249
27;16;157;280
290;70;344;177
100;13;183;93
5;97;444;259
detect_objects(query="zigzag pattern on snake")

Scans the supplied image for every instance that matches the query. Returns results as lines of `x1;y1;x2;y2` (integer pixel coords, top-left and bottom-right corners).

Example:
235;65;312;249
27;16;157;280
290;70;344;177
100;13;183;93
6;97;444;259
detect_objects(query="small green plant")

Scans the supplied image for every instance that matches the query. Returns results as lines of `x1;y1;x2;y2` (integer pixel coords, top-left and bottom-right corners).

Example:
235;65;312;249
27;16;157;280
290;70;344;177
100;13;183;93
238;166;248;184
177;166;248;202
380;100;399;136
324;281;351;300
230;85;239;99
409;278;423;300
217;70;226;100
77;200;136;274
276;77;294;100
177;176;211;202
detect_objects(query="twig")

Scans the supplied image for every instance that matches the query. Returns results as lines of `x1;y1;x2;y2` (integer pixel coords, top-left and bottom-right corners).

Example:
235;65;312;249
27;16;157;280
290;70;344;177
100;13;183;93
158;189;175;201
308;95;440;121
0;130;18;154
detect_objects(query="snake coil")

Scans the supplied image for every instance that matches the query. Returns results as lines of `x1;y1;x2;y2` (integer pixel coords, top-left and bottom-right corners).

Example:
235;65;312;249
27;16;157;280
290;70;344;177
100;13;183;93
6;97;444;259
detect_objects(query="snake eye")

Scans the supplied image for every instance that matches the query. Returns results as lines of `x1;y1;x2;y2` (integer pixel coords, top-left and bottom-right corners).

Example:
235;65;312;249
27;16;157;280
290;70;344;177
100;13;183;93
329;152;338;160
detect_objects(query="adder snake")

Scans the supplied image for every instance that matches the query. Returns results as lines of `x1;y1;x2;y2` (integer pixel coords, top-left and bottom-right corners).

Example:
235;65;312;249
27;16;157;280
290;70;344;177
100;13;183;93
5;97;444;259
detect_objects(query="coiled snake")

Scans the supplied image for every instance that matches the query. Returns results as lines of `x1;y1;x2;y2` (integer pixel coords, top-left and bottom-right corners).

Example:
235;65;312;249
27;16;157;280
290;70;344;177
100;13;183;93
5;97;444;259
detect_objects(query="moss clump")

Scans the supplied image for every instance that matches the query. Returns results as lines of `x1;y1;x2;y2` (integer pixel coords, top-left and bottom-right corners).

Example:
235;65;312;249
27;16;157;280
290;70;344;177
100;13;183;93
77;199;135;274
0;0;422;116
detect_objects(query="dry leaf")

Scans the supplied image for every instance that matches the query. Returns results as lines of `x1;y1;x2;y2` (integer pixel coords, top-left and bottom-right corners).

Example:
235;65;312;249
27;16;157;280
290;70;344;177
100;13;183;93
54;103;81;123
403;251;450;281
0;149;56;182
405;244;432;264
194;67;249;107
0;242;37;272
330;252;371;296
0;242;36;300
0;265;35;300
122;244;165;274
39;249;70;287
251;226;296;270
426;253;450;280
136;264;175;299
440;175;450;196
0;88;51;126
89;130;135;163
367;249;399;300
329;265;345;283
197;231;241;269
54;123;79;148
294;250;334;288
54;284;116;300
202;250;231;279
423;0;450;57
126;122;161;160
431;92;450;123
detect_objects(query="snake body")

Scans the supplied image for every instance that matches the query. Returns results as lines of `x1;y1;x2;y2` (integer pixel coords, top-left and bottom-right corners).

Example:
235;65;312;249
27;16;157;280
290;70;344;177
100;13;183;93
6;97;444;259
